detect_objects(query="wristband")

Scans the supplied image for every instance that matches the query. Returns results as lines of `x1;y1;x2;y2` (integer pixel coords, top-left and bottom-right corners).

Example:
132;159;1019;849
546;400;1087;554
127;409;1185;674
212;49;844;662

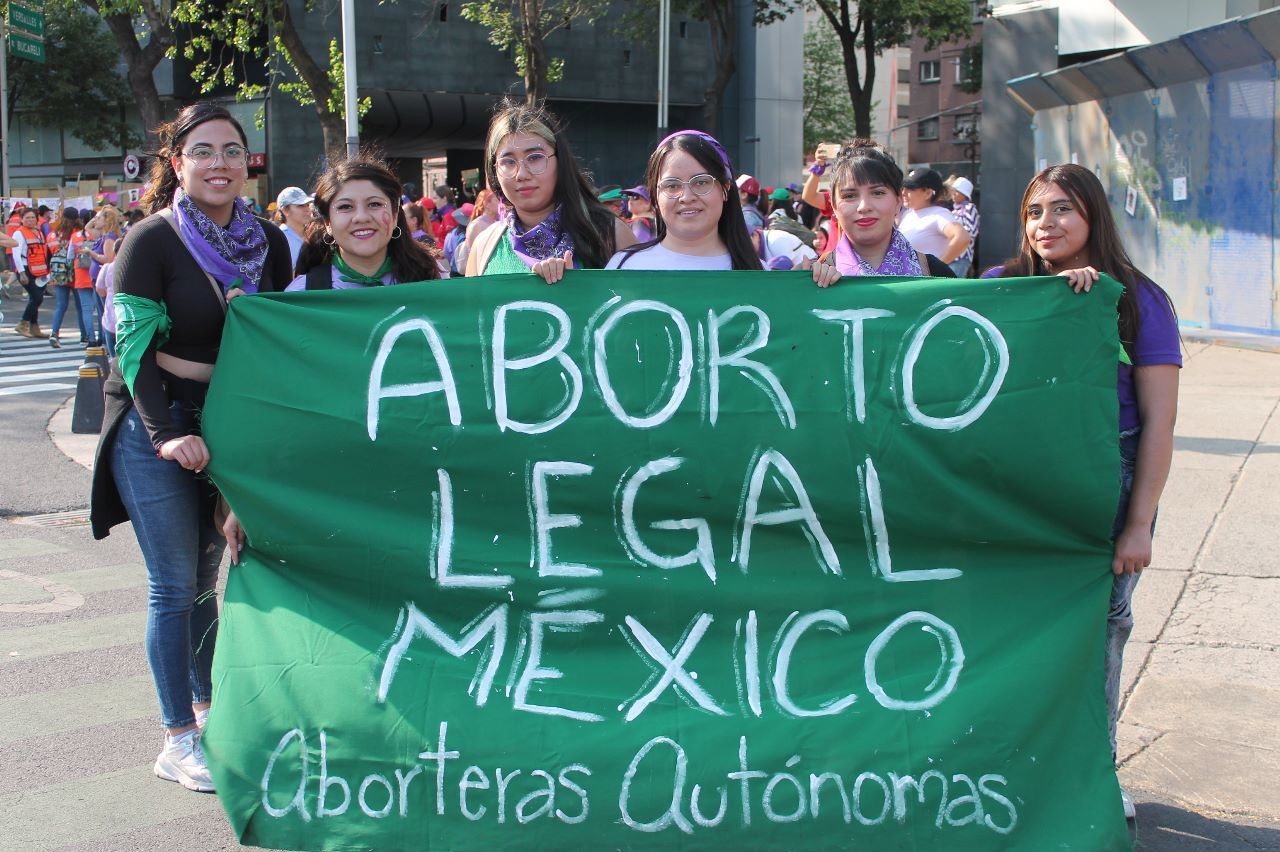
808;162;826;176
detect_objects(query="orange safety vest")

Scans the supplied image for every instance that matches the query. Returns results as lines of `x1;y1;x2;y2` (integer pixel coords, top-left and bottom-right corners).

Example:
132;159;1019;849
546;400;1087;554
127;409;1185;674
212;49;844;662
18;225;49;277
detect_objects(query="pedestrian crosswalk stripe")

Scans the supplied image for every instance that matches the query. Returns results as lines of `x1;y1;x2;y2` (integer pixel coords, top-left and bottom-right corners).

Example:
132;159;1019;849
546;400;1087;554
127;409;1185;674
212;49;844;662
0;611;146;660
0;383;75;397
0;371;78;384
0;675;155;746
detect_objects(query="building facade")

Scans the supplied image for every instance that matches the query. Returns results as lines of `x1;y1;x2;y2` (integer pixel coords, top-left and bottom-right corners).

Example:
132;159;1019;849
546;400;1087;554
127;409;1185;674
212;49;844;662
904;21;983;180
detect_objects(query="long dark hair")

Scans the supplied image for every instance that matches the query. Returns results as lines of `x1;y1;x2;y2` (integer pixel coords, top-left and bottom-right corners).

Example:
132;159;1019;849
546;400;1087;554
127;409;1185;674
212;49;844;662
634;131;762;271
296;155;441;284
483;98;617;269
141;103;250;214
998;164;1173;357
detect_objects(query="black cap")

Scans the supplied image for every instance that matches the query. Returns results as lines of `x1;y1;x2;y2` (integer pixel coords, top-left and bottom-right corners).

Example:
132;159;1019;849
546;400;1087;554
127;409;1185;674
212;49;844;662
903;167;944;195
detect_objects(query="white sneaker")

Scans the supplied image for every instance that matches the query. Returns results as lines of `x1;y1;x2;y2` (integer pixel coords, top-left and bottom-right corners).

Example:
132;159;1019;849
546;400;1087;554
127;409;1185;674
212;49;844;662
154;729;216;793
195;708;209;731
1121;787;1136;820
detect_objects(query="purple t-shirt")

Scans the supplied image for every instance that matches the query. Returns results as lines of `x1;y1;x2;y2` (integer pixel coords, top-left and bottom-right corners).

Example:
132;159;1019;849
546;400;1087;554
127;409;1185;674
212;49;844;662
981;266;1181;431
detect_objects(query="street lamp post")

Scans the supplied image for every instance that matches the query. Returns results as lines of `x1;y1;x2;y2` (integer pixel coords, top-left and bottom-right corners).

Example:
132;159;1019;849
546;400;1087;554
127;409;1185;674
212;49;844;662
341;0;359;159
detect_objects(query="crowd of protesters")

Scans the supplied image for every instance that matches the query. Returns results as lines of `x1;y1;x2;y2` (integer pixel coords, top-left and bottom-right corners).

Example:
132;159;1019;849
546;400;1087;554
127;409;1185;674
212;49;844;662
66;99;1178;829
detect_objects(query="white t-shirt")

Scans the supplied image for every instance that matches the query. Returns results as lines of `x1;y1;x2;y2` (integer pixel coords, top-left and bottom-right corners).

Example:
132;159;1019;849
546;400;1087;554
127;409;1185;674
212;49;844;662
606;242;733;271
898;206;959;258
760;229;817;268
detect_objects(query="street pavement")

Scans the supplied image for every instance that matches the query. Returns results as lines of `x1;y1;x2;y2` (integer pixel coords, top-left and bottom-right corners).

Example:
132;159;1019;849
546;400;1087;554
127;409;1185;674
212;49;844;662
0;307;1277;850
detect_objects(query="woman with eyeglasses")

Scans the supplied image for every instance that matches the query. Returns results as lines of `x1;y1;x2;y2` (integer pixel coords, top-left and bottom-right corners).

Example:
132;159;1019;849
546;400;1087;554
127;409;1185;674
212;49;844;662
606;130;839;285
89;102;293;796
464;99;636;283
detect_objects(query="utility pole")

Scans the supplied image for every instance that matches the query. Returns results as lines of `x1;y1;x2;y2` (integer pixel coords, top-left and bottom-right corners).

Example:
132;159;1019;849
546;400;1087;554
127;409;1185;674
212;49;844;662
1;18;9;196
341;0;359;159
657;0;669;137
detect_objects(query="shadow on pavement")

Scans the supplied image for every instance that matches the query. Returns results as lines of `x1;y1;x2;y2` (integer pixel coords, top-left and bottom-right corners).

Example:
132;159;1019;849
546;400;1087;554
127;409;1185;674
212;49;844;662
1136;801;1280;850
1173;436;1280;456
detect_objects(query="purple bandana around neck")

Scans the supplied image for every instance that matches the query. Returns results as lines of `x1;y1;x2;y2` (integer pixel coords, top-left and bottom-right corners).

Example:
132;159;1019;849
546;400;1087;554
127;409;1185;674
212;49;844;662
173;189;269;295
833;227;923;277
506;205;576;266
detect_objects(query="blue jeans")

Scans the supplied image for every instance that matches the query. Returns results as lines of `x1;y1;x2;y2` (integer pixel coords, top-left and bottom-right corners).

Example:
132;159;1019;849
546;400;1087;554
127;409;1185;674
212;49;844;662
50;286;96;340
1106;428;1145;759
111;404;224;729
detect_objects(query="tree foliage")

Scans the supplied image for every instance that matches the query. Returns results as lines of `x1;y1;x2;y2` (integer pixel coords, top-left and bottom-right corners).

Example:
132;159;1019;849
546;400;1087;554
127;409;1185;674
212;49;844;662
171;0;368;157
82;0;173;142
461;0;612;105
802;22;856;153
4;0;141;150
809;0;973;138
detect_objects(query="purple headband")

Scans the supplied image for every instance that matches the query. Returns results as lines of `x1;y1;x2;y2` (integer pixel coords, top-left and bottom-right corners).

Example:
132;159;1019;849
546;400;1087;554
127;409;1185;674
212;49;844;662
658;130;733;180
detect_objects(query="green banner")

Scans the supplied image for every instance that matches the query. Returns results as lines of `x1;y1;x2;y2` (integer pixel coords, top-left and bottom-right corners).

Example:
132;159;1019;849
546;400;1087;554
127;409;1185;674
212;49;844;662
202;271;1130;851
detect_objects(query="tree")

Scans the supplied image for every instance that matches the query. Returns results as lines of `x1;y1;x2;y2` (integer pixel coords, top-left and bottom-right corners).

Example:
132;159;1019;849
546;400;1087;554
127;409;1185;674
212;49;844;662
80;0;173;143
171;0;368;158
809;0;973;138
617;0;798;134
4;0;141;150
461;0;612;105
802;22;856;153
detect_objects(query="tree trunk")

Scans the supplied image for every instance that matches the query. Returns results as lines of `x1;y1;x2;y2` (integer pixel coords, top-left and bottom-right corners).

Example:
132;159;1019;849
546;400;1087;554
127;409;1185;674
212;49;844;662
273;0;345;158
701;0;735;134
853;11;876;138
85;0;171;144
521;0;550;105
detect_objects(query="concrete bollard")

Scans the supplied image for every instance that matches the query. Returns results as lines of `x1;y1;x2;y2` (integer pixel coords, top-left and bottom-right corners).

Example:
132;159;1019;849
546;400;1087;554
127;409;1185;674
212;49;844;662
71;361;105;434
85;344;109;375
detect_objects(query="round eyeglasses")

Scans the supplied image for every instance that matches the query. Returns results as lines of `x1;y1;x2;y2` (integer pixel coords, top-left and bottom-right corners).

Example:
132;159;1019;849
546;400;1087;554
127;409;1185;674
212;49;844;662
656;174;720;199
182;145;248;168
494;152;555;179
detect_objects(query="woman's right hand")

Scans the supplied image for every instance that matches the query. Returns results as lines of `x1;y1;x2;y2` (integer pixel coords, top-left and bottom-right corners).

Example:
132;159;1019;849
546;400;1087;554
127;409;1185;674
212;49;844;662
159;435;210;472
1057;266;1100;293
223;510;245;566
532;250;573;285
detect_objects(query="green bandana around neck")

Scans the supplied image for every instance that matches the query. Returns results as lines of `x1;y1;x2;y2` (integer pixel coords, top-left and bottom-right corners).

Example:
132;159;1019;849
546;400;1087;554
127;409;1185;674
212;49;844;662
332;253;394;286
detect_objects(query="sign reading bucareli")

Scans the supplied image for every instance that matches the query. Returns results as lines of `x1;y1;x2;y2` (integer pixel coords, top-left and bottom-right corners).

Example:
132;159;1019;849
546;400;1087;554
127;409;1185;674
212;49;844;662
203;271;1130;850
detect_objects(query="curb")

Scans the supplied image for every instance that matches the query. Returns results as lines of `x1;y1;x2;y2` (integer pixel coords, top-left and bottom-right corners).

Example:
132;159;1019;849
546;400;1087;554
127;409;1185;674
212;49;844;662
47;396;96;471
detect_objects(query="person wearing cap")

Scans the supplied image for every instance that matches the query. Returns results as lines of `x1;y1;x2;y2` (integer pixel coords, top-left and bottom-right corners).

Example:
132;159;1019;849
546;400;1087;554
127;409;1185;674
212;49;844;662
898;167;971;268
276;186;314;272
597;186;626;219
947;176;980;278
622;185;656;242
736;174;765;233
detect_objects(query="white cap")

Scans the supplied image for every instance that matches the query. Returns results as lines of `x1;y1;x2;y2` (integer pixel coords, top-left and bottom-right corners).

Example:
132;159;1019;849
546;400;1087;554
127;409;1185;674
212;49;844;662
276;186;313;208
951;177;975;199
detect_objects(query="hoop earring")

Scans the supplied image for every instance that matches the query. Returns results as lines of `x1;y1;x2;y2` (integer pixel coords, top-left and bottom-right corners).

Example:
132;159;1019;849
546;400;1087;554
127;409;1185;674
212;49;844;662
322;232;336;247
392;226;402;239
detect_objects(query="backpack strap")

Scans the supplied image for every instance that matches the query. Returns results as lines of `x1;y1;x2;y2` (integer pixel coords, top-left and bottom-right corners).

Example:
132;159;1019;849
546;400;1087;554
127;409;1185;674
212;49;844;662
305;264;334;290
158;208;227;315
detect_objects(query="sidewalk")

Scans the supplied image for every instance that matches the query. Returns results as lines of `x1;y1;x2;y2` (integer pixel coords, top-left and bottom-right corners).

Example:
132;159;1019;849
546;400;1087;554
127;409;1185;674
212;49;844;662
43;338;1280;849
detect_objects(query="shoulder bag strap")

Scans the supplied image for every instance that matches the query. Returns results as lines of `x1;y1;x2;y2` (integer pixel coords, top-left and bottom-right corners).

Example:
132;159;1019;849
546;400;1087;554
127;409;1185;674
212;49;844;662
159;208;226;315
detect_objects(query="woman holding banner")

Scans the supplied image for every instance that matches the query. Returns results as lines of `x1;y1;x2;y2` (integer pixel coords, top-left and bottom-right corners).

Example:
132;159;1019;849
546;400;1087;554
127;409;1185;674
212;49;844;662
286;156;441;291
89;102;293;795
464;99;636;282
982;164;1180;820
605;130;838;286
824;141;956;280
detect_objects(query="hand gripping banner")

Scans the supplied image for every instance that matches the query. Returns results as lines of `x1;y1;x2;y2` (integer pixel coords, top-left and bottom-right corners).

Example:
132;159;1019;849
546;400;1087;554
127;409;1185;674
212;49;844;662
201;271;1131;851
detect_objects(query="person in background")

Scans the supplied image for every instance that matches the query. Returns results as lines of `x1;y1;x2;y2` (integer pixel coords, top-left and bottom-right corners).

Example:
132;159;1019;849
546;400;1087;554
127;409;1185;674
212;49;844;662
466;189;498;247
622;185;655;242
736;174;765;233
430;184;456;243
445;203;473;275
12;207;52;338
597;186;625;219
948;175;980;278
275;186;313;273
89;102;293;797
981;163;1181;820
403;202;434;246
898;167;970;269
465;98;635;282
96;233;124;356
286;155;441;293
824;141;956;279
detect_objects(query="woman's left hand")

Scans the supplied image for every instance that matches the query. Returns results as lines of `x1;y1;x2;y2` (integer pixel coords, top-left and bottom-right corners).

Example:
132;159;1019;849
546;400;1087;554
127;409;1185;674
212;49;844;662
805;257;840;288
532;250;573;285
223;509;245;566
1058;266;1101;293
1112;523;1152;575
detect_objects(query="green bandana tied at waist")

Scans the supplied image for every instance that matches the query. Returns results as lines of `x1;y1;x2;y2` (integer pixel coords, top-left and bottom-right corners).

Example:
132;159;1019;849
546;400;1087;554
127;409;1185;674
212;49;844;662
114;293;171;396
333;253;393;286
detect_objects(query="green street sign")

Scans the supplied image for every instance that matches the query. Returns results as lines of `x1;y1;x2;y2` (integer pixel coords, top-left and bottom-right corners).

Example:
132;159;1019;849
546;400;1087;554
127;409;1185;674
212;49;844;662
9;30;44;63
8;3;44;37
